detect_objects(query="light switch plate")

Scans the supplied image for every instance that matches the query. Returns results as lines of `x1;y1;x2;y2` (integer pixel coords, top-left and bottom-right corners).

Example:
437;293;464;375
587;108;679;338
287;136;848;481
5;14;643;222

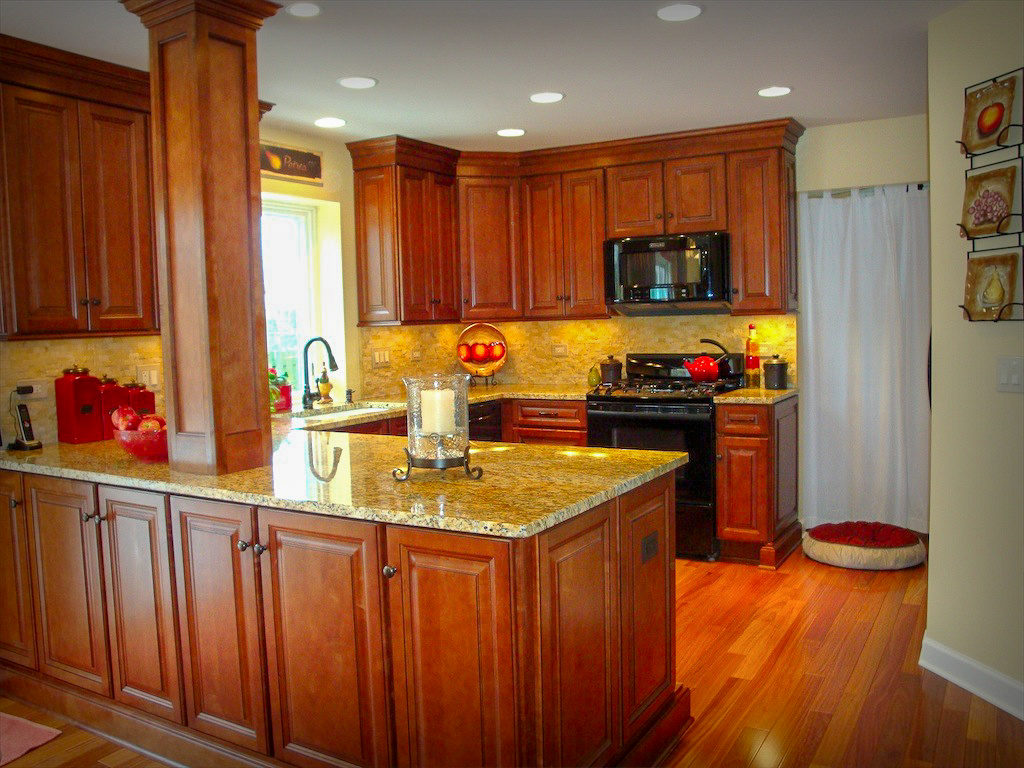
996;356;1023;393
410;349;422;362
372;349;391;369
136;364;161;391
551;343;569;358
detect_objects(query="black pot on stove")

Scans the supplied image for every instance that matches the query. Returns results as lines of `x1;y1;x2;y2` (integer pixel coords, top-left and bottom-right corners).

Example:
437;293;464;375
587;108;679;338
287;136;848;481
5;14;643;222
600;355;623;385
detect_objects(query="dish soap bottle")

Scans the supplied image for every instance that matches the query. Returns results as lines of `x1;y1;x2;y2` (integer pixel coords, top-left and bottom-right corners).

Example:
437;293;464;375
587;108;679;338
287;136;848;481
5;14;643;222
744;323;761;389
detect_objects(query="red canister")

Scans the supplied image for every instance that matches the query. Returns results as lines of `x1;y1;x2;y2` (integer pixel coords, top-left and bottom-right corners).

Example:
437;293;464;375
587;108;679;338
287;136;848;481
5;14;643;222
97;375;129;440
55;365;104;444
124;380;156;416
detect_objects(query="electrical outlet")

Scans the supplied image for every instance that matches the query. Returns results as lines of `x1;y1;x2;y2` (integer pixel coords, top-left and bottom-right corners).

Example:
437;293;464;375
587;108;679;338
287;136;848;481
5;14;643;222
372;349;391;369
551;343;569;358
410;349;422;362
996;356;1023;393
136;364;161;391
15;379;49;401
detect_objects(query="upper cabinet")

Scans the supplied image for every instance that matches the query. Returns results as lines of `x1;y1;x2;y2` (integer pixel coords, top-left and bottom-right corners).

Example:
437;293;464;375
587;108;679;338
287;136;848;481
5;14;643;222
0;38;158;339
606;162;665;237
458;175;522;321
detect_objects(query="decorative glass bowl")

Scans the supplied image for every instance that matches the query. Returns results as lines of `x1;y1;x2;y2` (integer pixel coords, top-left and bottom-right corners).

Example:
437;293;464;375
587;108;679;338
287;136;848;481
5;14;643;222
113;429;168;462
393;373;482;481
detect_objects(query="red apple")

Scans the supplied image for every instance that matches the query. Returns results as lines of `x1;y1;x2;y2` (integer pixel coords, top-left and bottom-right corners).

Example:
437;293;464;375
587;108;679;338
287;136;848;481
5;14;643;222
489;342;506;361
457;343;472;362
112;405;140;431
978;102;1005;136
138;417;164;432
471;342;490;362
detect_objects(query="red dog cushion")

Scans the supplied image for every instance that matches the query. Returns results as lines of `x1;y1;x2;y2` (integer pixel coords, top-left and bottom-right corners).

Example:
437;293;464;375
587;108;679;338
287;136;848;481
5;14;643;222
808;521;920;548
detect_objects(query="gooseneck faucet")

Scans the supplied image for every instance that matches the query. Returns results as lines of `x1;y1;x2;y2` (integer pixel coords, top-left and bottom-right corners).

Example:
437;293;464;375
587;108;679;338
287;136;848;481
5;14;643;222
302;336;339;410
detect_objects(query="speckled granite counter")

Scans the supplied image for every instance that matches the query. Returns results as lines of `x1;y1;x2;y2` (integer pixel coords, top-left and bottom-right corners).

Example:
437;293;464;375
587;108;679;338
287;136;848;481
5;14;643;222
714;387;798;405
0;430;685;538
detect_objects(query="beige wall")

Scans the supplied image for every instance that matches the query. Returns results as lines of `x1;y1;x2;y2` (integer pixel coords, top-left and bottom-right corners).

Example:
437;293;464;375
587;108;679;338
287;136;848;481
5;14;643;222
926;0;1024;687
796;114;929;192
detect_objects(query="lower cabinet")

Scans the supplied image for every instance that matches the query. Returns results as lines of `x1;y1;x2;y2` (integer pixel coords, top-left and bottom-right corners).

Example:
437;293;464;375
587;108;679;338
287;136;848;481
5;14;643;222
0;470;36;669
386;526;517;768
258;508;390;768
504;399;588;446
170;496;268;752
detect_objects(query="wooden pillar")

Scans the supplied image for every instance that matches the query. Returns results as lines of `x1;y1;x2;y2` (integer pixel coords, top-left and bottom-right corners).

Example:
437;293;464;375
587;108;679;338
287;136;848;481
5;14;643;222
122;0;279;474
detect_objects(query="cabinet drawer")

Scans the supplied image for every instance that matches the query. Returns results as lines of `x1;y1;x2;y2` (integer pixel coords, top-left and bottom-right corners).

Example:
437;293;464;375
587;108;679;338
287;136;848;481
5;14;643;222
514;427;588;447
716;405;770;436
513;400;587;429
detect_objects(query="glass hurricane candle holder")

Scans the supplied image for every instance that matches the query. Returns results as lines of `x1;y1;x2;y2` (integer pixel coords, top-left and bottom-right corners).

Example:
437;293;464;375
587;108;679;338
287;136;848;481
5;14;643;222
393;373;482;481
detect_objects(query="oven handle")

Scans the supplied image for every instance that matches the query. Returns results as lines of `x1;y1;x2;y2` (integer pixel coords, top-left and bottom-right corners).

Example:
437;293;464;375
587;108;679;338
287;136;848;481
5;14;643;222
586;408;713;423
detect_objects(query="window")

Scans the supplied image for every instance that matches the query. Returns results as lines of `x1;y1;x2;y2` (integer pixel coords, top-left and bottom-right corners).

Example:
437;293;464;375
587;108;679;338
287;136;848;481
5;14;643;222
261;202;319;386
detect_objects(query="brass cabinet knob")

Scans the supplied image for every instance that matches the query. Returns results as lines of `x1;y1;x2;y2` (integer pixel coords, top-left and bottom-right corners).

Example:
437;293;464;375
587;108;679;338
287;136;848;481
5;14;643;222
237;540;250;551
81;511;97;522
90;298;101;306
382;565;398;578
9;498;20;509
654;213;663;219
80;298;90;306
253;543;267;556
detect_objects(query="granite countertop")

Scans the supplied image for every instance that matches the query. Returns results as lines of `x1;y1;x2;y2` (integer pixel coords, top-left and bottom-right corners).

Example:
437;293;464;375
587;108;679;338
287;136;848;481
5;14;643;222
0;431;685;539
713;387;798;405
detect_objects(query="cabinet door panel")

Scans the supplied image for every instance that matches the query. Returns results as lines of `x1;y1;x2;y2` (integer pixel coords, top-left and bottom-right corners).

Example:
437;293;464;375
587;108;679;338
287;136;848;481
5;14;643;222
431;173;460;321
24;475;109;695
727;150;784;313
459;177;522;320
617;476;674;743
2;85;86;334
79;102;156;332
0;470;36;669
260;509;389;768
539;500;620;766
774;399;799;533
664;155;727;233
513;427;588;446
170;496;267;752
606;162;663;237
521;174;564;318
783;152;798;310
562;168;607;317
98;486;182;723
355;168;399;324
398;167;434;323
386;527;516;768
716;436;772;542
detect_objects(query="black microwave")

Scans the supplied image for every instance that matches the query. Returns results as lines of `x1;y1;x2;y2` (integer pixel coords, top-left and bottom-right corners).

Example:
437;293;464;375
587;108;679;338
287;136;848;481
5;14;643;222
604;232;730;315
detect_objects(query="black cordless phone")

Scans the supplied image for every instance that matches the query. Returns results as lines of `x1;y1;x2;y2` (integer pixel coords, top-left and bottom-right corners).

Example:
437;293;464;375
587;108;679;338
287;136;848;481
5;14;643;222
10;402;42;450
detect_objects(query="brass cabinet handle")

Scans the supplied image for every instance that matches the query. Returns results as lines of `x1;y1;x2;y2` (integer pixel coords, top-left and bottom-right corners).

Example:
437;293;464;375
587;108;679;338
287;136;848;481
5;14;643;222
94;514;106;525
81;511;97;522
382;565;398;578
536;411;559;417
252;543;267;556
237;540;250;552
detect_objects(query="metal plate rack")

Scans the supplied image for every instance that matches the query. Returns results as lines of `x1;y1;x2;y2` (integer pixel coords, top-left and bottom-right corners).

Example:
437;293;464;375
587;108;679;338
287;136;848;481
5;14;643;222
957;67;1023;322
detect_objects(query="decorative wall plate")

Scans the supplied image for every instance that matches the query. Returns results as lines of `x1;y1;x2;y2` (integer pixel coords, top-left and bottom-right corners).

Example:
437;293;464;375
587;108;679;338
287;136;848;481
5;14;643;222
961;164;1017;237
961;75;1017;154
963;252;1018;320
456;323;508;377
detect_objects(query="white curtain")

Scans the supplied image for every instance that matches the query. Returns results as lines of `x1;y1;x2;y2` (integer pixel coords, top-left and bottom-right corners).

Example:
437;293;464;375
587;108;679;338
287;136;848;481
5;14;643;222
798;185;931;532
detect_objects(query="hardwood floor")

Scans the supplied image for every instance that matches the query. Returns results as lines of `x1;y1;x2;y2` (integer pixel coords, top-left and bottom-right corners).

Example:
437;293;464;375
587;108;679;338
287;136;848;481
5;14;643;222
2;549;1021;768
666;549;1024;768
0;698;166;768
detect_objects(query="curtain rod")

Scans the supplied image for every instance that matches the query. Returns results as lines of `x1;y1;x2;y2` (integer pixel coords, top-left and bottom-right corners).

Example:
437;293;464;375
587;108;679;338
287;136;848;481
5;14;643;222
801;181;929;198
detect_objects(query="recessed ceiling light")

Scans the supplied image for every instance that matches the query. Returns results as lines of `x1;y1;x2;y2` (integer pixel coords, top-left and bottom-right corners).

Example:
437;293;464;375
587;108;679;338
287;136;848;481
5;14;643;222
286;2;321;17
758;86;791;98
314;117;346;128
656;3;702;22
338;76;378;89
497;128;525;137
530;92;564;104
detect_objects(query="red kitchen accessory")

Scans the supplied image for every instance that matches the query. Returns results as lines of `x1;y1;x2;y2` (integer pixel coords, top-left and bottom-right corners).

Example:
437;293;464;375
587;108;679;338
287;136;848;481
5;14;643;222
97;375;129;440
683;356;719;383
124;380;156;415
456;323;508;378
113;429;168;463
55;365;104;444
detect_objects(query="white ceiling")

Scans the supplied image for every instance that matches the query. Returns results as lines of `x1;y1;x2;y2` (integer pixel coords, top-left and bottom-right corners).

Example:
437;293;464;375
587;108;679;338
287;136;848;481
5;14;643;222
0;0;957;151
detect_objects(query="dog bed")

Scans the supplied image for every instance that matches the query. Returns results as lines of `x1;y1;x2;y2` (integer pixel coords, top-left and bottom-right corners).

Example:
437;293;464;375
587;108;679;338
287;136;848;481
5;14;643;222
802;521;925;570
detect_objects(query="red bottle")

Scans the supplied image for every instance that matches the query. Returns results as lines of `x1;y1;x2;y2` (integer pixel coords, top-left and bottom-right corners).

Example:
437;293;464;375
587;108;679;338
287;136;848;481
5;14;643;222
55;365;104;444
97;375;129;440
124;380;156;416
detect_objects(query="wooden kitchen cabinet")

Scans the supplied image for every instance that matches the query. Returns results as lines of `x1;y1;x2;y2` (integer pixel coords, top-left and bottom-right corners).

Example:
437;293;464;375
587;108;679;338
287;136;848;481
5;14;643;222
0;470;36;670
459;175;522;320
354;167;400;324
521;173;563;318
726;148;795;314
716;397;800;568
386;526;517;767
0;84;156;337
170;496;268;752
23;474;110;695
259;508;390;768
97;486;182;723
504;399;588;446
606;162;664;237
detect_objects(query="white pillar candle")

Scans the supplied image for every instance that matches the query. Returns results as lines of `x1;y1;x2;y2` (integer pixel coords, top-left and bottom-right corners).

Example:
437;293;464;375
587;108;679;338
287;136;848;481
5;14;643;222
420;389;455;434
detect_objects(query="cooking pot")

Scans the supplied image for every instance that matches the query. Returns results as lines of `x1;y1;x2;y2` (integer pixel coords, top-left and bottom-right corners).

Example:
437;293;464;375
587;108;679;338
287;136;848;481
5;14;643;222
763;355;789;390
600;355;623;385
683;355;719;383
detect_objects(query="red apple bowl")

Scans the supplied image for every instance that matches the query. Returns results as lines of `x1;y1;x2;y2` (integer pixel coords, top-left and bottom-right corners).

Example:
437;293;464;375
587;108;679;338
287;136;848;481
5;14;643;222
111;405;141;431
113;428;168;462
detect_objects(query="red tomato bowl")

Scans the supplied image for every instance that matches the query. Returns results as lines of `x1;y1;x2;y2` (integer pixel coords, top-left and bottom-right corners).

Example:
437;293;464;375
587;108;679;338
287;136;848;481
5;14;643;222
113;429;168;463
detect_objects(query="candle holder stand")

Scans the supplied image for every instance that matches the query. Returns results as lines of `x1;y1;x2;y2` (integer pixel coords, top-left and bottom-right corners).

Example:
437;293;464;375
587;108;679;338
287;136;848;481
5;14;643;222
395;374;483;481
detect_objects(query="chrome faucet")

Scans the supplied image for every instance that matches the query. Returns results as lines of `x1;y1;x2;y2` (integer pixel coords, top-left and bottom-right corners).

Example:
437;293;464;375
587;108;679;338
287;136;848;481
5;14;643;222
302;336;339;410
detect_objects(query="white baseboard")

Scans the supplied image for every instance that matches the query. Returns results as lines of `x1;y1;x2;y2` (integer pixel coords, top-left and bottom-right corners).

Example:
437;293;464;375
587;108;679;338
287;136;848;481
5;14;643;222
919;635;1024;720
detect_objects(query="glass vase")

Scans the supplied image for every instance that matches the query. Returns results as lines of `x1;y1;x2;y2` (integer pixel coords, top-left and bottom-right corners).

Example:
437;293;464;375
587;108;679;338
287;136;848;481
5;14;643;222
394;373;481;481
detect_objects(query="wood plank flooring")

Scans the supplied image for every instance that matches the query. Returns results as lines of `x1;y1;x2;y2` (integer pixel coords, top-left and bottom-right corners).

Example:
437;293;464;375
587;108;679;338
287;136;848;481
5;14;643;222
2;549;1020;768
666;549;1024;768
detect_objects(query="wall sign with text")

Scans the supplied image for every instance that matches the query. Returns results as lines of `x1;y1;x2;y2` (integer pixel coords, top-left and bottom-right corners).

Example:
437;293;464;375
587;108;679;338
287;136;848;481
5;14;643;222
260;142;323;185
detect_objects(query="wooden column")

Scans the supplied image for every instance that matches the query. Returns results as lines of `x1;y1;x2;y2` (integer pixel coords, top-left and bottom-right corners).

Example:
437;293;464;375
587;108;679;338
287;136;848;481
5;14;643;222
122;0;279;474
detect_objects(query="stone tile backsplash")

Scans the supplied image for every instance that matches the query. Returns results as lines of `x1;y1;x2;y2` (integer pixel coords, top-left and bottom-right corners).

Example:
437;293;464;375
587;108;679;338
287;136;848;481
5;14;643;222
358;314;798;398
0;336;164;445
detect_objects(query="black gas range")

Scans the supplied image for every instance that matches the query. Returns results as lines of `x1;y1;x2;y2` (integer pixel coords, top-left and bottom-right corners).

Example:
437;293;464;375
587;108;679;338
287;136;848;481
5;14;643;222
586;352;744;560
